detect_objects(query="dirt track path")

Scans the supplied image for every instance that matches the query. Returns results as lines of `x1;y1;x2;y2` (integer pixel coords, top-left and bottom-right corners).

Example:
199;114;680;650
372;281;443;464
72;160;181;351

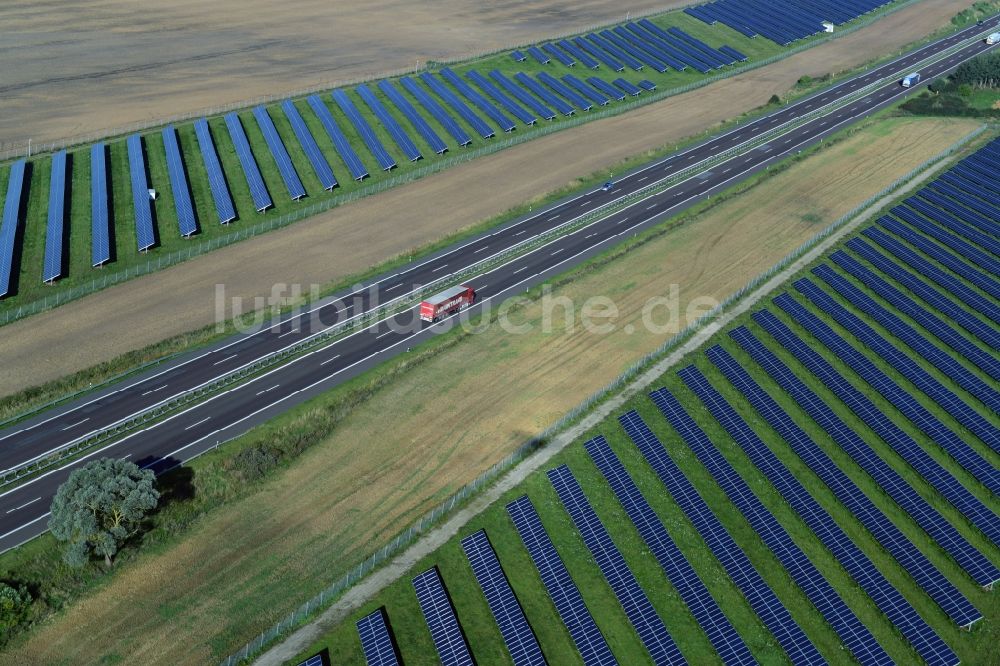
0;0;972;398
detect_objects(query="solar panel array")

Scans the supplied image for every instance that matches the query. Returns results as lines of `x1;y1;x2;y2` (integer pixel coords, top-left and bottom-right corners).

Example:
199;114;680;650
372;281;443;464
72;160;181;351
730;322;1000;589
281;100;337;191
43;150;67;282
126;134;156;252
0;160;27;297
418;73;496;140
649;385;891;666
307;94;370;181
768;295;1000;549
356;607;401;666
466;71;537;125
547;464;686;666
331;90;397;171
678;364;958;666
377;80;449;154
412;567;474;666
90;144;111;266
193;119;237;223
161;126;197;237
617;410;823;665
461;530;546;666
440;68;516;132
707;344;982;629
224;112;273;212
399;76;474;146
356;84;422;161
583;436;756;666
489;70;556;120
686;0;892;46
790;279;1000;494
295;653;325;666
252;105;306;200
506;496;617;666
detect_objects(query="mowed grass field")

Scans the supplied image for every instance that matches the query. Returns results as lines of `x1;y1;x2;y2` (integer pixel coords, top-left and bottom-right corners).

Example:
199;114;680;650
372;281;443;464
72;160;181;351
0;116;983;665
0;3;895;317
288;151;1000;662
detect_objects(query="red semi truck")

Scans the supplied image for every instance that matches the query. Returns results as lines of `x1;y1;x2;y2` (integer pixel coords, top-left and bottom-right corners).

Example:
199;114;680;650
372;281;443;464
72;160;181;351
419;285;476;322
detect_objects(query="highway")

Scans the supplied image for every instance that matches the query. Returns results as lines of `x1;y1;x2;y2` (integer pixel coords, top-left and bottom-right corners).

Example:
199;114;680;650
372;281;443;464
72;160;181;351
0;16;997;553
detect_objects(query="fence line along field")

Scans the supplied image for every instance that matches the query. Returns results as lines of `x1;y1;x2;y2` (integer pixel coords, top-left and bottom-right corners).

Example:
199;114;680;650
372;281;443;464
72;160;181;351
288;133;1000;666
0;115;982;665
0;0;975;399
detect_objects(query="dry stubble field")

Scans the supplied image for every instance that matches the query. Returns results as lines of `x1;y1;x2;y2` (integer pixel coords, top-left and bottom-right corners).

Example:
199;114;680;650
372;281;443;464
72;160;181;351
1;115;980;665
0;0;687;147
0;0;976;398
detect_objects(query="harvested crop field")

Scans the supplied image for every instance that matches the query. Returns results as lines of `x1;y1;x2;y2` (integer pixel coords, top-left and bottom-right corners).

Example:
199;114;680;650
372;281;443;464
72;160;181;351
1;116;980;665
0;0;977;399
0;0;687;147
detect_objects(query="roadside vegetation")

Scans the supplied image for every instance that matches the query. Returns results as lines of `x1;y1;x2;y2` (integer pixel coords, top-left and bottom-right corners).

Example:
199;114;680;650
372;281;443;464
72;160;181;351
0;114;983;661
902;50;1000;117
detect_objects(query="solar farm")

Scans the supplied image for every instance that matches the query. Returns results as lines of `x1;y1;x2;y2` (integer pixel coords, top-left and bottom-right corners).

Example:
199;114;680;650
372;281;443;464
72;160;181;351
0;1;898;309
294;137;1000;665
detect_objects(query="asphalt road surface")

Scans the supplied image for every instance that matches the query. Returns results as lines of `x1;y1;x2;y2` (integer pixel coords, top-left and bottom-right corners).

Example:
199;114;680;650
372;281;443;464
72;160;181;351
0;16;997;553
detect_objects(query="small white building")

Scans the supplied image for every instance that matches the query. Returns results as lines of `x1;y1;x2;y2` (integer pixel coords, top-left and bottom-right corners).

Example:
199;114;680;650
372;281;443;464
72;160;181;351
822;22;835;33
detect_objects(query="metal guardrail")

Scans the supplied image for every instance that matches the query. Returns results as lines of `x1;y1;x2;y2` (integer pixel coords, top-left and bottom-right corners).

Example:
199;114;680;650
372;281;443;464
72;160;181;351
1;29;989;487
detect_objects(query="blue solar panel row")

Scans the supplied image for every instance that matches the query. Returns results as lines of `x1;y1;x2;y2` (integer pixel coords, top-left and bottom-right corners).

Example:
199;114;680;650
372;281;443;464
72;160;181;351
769;293;1000;549
731;322;1000;589
638;79;657;91
440;68;516;132
876;216;1000;300
679;363;958;666
377;80;449;154
306;95;370;180
356;84;423;161
418;73;496;140
398;77;474;147
813;255;1000;380
905;196;1000;258
918;187;1000;239
90;144;111;266
356;607;401;666
562;75;609;106
527;46;550;65
224;112;273;212
465;71;537;125
949;165;1000;204
602;29;670;72
799;273;1000;478
513;72;574;116
845;237;1000;350
161;126;197;237
574;37;625;72
295;653;325;666
820;255;1000;398
649;386;891;666
43;150;67;283
506;496;617;666
253;103;307;199
708;344;982;629
617;411;823;666
0;160;26;297
536;72;593;111
587;33;644;72
939;171;1000;212
613;78;642;96
126;134;156;252
667;26;732;66
624;24;706;73
860;226;1000;326
719;45;749;62
547;464;685;666
489;70;556;120
588;77;625;101
559;39;599;69
542;42;575;67
281;100;337;191
461;530;546;666
512;50;527;62
583;436;756;666
891;205;1000;278
331;90;398;171
412;567;474;666
193;119;237;224
926;180;1000;235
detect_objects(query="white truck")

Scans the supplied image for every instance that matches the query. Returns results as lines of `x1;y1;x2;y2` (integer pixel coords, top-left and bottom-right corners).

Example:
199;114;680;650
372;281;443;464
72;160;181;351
901;72;921;87
986;33;1000;46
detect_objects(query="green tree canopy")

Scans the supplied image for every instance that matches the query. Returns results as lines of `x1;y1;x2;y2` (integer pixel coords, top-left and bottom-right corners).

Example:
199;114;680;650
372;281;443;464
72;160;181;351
48;458;159;568
0;583;31;635
952;51;1000;89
